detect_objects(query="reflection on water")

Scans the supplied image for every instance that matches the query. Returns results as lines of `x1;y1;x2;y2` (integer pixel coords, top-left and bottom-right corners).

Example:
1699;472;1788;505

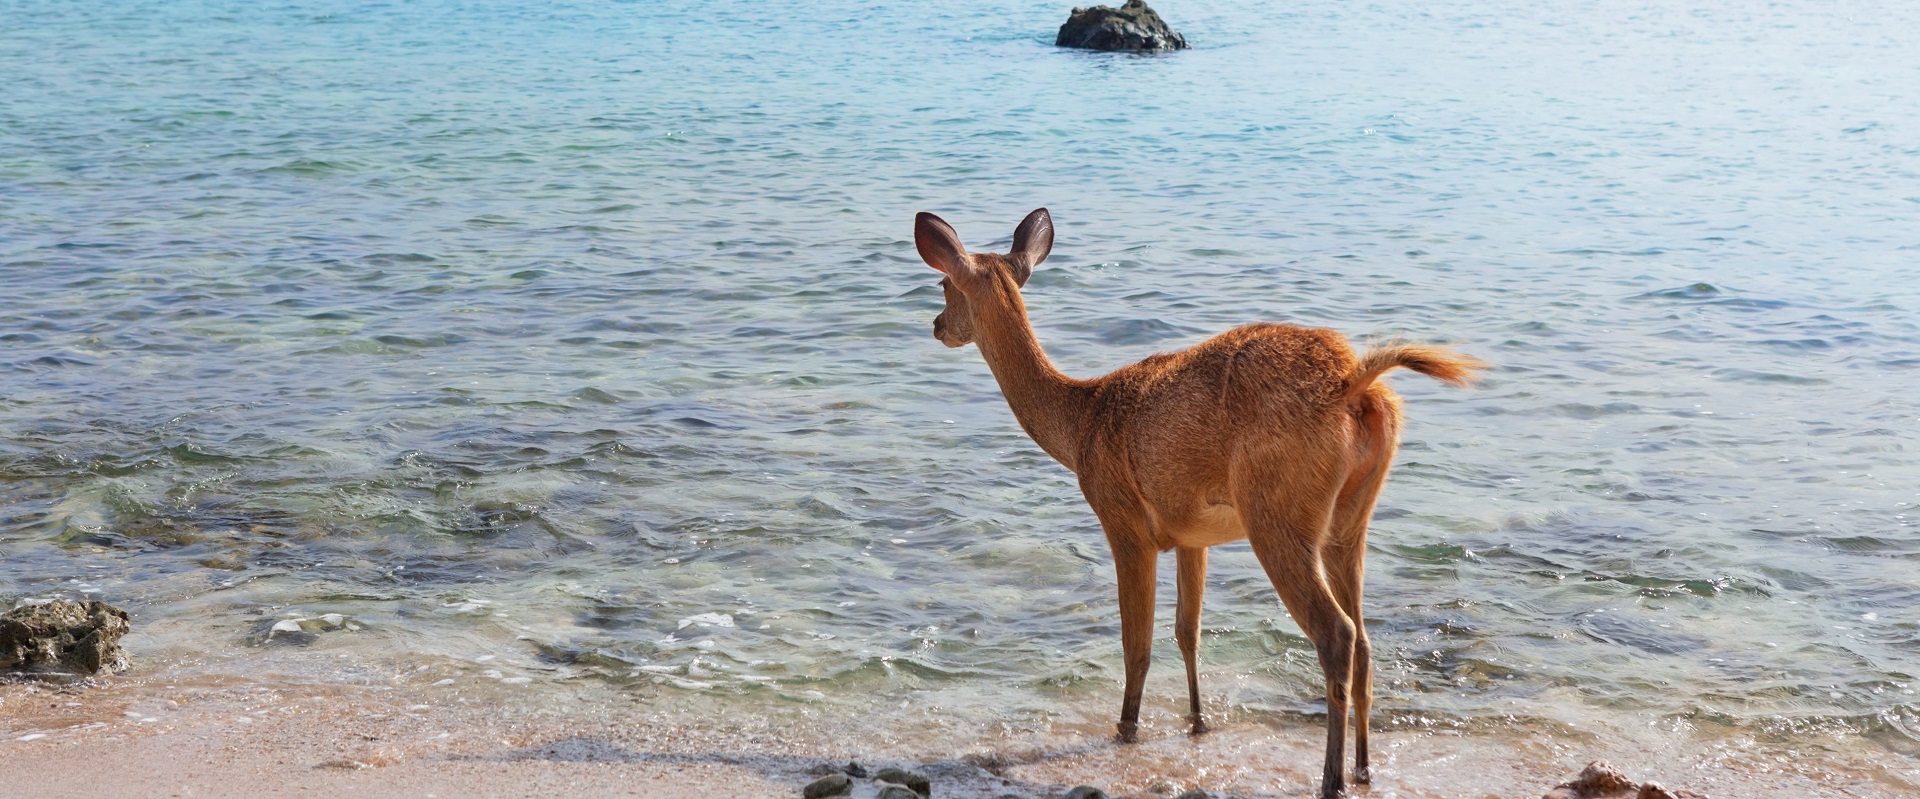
2;0;1917;783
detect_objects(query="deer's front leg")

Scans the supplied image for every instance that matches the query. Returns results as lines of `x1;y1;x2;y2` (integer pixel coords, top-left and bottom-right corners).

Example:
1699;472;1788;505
1176;545;1209;734
1110;539;1158;743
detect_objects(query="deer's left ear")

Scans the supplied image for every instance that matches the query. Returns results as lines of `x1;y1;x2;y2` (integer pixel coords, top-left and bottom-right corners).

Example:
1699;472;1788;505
1010;208;1053;280
916;212;970;276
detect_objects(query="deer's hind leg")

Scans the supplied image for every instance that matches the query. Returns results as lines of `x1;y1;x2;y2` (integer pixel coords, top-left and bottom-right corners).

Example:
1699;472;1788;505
1328;390;1401;783
1176;545;1208;734
1324;464;1388;784
1236;471;1354;799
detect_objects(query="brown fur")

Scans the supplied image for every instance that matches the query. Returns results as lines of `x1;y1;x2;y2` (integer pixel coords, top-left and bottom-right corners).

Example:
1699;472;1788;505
915;209;1485;799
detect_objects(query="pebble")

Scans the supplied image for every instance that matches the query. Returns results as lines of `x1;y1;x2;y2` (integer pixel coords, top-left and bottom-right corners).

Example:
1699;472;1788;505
316;759;372;770
1064;788;1110;799
803;773;852;798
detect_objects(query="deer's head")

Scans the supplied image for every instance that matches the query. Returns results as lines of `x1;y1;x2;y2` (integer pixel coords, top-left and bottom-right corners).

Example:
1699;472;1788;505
915;208;1054;348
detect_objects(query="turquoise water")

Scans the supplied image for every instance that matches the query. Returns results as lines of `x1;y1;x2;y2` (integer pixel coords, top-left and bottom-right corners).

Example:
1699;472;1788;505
4;0;1919;772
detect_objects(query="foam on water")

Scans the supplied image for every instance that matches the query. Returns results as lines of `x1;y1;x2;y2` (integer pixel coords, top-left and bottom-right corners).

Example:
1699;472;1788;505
3;0;1918;781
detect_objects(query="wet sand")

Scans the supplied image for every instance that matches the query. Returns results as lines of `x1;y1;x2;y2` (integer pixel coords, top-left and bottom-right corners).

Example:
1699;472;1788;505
4;668;1912;799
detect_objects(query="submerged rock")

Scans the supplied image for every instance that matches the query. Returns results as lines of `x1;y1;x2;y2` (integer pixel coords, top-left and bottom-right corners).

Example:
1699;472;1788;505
876;786;919;799
1063;787;1111;799
803;773;852;798
263;613;363;645
1056;1;1188;52
0;600;132;677
1543;761;1706;799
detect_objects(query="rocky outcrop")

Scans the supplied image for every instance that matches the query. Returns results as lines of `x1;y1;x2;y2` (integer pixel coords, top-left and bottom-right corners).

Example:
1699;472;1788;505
1;600;132;677
1543;761;1706;799
1056;1;1188;52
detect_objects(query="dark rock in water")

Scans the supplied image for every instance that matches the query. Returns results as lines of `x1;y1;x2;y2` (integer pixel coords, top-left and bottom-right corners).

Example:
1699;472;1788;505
874;767;931;798
1064;787;1111;799
844;761;870;779
1056;1;1188;52
803;773;852;799
876;786;920;799
1173;791;1224;799
0;600;132;677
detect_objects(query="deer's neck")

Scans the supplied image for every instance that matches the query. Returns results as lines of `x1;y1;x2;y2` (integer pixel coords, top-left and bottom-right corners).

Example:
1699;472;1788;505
972;278;1095;473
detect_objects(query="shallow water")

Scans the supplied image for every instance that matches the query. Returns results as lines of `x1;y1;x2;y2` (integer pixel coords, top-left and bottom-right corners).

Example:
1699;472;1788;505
3;0;1918;781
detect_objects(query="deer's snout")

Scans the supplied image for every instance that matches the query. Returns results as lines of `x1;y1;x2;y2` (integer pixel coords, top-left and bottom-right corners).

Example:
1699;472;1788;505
932;314;966;348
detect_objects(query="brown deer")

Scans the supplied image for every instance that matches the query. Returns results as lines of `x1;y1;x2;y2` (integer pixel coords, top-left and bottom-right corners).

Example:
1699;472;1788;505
914;208;1483;799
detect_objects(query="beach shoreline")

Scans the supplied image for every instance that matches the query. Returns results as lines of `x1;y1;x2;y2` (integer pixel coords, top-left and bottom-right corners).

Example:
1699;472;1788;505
4;665;1912;799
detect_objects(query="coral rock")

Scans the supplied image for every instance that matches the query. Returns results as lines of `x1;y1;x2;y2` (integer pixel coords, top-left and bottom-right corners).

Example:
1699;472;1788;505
0;600;132;676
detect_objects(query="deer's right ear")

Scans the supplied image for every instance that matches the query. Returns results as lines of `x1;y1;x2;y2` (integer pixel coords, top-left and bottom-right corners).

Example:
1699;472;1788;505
915;212;969;275
1011;207;1054;271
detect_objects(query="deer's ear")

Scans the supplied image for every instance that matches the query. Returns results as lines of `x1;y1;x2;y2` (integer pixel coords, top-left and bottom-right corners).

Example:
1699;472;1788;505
915;212;969;276
1010;207;1053;276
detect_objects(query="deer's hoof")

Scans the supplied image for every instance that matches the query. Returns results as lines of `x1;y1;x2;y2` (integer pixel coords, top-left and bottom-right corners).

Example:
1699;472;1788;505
1115;720;1138;743
1354;765;1372;784
1188;716;1210;735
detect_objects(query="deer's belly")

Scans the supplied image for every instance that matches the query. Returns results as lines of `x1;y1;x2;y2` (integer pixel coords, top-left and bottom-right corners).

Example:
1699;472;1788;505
1158;502;1247;549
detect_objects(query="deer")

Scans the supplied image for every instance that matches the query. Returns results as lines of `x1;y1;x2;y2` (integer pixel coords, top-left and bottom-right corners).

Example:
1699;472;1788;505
913;208;1484;799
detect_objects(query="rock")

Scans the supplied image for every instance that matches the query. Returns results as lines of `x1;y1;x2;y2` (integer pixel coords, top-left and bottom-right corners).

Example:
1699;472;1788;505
0;600;132;677
1543;761;1706;799
1174;791;1223;799
877;786;920;799
804;773;852;799
845;761;870;778
1637;783;1704;799
1064;788;1111;799
874;767;931;798
1056;1;1188;52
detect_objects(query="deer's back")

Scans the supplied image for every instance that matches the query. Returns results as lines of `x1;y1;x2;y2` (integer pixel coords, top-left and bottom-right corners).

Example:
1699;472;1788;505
1090;322;1357;429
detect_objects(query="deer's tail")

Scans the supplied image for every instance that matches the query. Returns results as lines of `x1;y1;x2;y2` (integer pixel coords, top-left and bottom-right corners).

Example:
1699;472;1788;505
1343;343;1486;405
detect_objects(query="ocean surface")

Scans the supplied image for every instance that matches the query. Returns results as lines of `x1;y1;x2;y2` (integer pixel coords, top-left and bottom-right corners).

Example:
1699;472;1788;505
3;0;1918;786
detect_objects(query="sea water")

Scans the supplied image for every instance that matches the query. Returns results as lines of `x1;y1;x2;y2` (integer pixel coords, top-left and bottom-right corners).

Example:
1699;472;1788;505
3;0;1917;781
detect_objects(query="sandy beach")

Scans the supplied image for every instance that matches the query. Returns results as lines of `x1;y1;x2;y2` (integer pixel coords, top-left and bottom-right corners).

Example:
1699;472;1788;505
4;664;1913;799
